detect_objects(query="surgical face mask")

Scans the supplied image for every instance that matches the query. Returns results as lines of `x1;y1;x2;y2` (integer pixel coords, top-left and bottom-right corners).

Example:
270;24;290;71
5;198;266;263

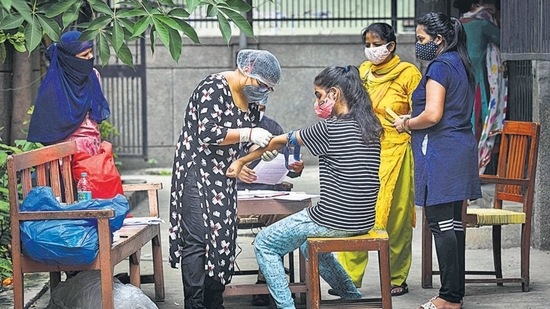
415;40;438;61
364;43;391;65
243;85;270;104
314;92;336;119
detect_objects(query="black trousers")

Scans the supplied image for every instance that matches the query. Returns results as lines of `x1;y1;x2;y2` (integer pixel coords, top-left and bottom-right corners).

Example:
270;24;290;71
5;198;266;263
180;167;225;309
424;201;465;304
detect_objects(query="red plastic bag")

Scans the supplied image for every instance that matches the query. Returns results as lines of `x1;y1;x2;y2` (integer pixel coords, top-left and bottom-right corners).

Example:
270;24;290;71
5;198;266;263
72;141;124;199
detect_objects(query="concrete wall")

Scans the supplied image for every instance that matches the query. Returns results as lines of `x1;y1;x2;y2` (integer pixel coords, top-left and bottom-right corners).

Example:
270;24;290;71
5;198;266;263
533;60;550;250
122;33;419;169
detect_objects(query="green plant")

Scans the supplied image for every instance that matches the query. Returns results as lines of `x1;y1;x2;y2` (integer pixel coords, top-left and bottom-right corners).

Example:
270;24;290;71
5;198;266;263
0;138;42;283
99;120;119;142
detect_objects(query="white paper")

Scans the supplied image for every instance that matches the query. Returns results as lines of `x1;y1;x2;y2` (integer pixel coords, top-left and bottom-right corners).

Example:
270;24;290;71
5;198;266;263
123;217;165;226
252;153;299;185
273;192;319;201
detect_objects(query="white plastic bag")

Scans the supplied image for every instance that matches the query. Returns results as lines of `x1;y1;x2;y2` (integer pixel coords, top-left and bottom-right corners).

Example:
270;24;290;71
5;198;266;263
47;271;158;309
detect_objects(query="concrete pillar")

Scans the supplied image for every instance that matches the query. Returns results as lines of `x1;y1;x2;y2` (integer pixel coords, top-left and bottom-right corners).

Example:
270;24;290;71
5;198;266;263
532;60;550;250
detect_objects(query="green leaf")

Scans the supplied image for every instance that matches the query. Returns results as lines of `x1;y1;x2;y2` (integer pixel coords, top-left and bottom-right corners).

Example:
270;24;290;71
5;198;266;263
44;0;79;18
87;0;113;16
10;0;32;24
0;0;13;11
216;13;231;44
61;5;80;28
131;16;152;38
168;8;190;18
36;15;60;42
206;4;218;17
117;18;134;33
79;29;100;42
111;20;124;52
152;17;170;48
117;8;146;18
149;26;155;54
23;21;41;53
87;15;112;31
219;8;253;37
225;0;253;13
175;19;200;44
97;33;110;66
0;14;24;30
185;0;201;12
167;27;181;63
116;42;133;66
156;15;182;31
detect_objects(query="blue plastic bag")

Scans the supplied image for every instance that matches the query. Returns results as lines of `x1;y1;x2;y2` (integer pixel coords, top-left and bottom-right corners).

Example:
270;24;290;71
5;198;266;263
20;186;129;265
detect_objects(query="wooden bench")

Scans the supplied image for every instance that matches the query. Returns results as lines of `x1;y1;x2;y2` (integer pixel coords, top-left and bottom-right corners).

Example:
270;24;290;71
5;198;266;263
7;140;165;309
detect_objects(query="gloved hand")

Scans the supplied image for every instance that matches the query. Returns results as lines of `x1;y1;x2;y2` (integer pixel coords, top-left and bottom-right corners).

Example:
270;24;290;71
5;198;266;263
239;128;272;147
261;149;278;161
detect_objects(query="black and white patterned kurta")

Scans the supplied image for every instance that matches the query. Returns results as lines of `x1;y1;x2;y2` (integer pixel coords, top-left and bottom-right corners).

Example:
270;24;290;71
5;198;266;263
169;74;260;284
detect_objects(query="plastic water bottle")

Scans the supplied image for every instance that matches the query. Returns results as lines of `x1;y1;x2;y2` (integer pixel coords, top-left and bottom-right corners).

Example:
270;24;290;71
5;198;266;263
77;172;92;201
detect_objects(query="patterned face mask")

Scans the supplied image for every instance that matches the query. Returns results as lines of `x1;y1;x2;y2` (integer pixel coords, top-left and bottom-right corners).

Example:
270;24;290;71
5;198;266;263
415;40;438;61
364;43;391;65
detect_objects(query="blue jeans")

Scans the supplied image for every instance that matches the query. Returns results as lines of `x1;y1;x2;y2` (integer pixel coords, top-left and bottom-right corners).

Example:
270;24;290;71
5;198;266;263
254;209;367;309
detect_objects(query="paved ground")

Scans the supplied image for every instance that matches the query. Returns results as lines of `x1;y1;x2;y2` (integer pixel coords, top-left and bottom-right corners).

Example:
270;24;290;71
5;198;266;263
1;166;549;308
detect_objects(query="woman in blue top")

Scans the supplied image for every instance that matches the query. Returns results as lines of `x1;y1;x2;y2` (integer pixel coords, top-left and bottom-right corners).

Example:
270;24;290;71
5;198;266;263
392;12;482;309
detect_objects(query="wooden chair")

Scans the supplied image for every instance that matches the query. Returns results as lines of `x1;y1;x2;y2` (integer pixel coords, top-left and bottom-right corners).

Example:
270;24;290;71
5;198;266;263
8;141;165;308
421;121;540;292
306;229;392;309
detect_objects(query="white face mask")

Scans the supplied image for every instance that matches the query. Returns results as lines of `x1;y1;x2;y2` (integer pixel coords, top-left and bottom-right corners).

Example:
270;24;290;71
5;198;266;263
364;43;391;65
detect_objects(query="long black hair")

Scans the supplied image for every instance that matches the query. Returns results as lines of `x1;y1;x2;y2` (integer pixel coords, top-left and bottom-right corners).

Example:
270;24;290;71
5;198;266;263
416;12;475;86
313;66;382;143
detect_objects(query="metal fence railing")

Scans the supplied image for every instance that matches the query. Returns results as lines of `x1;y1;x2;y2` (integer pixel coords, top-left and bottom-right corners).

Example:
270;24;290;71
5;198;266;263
174;0;416;36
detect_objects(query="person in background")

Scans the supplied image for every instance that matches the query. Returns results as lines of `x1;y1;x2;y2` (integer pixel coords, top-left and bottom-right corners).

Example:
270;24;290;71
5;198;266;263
454;0;506;174
27;30;110;155
392;12;482;309
336;22;421;297
236;109;305;307
227;65;383;309
453;1;502;136
169;49;281;309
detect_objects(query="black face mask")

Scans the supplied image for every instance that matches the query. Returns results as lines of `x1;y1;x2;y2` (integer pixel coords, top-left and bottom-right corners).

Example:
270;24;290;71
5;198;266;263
415;41;438;61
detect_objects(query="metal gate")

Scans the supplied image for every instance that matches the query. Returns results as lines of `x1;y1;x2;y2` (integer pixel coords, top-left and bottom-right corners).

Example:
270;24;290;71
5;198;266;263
98;38;148;158
506;60;533;121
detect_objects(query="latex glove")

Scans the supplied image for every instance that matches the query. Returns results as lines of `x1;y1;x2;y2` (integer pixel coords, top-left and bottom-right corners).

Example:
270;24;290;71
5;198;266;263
261;149;278;162
239;128;272;148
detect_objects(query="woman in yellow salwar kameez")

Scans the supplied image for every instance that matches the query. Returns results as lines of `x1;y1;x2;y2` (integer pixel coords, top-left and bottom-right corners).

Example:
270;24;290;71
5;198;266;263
335;23;421;297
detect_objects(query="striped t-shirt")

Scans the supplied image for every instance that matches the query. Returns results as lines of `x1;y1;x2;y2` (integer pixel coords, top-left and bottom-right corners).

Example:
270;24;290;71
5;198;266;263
300;118;380;231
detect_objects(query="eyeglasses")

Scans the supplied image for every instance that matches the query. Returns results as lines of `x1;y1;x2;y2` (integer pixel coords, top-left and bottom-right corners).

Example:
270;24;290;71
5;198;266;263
255;79;274;93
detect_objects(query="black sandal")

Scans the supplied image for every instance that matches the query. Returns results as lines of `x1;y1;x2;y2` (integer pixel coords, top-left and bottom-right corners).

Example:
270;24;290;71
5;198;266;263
390;283;409;297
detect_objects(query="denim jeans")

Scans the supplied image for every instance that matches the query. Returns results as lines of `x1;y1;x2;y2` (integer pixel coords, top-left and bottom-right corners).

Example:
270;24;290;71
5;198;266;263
254;209;368;309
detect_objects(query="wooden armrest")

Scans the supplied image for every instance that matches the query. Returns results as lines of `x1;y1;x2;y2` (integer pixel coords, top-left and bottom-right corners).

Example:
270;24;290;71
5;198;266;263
122;183;162;217
17;209;114;221
122;183;163;193
479;175;529;186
